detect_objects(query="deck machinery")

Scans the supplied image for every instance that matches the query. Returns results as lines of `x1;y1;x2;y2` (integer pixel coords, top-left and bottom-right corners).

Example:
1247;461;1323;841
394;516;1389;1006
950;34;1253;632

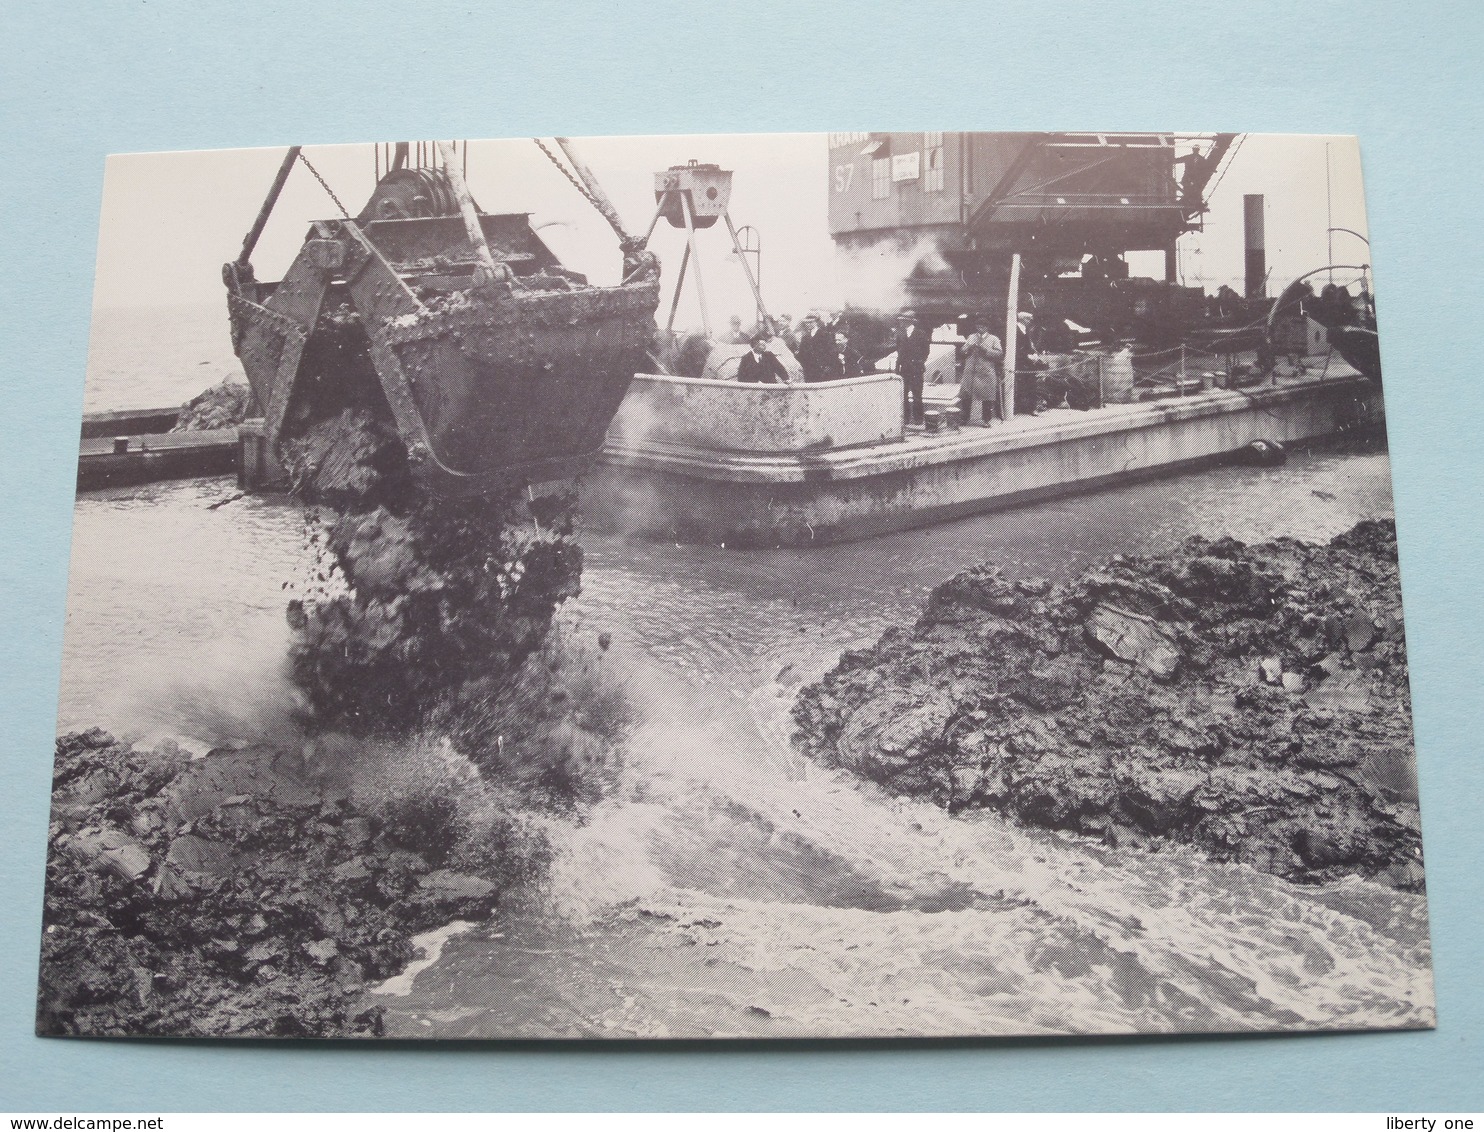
826;131;1239;350
224;140;661;498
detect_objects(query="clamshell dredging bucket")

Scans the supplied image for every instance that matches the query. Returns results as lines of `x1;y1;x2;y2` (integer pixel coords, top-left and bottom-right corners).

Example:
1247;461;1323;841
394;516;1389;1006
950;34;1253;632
226;157;662;498
367;278;664;494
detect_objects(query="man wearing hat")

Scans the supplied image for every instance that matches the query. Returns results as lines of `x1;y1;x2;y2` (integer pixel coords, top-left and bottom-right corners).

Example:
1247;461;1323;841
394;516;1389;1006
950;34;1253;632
736;331;790;385
894;310;932;425
958;318;1002;426
796;312;835;383
1015;310;1052;413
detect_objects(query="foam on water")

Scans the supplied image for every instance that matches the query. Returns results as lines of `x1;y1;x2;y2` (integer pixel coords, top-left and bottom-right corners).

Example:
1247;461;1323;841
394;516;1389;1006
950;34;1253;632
57;450;1432;1038
371;921;479;998
472;657;1431;1038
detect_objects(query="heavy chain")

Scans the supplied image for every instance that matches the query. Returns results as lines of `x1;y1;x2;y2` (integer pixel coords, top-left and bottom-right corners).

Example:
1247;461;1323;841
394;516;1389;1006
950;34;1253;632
297;151;351;219
531;137;601;210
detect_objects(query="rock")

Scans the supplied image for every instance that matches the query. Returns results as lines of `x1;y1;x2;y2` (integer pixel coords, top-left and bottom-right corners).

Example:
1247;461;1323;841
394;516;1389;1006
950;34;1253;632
305;939;340;965
1350;747;1420;804
1281;672;1305;693
1345;608;1376;652
1322;614;1346;649
245;941;282;964
70;827;152;882
949;765;983;808
1304;672;1372;714
1124;769;1203;832
333;859;374;883
1259;657;1283;684
1016;657;1084;711
165;834;234;876
340;817;373;847
1295;822;1361;869
1380;858;1427;890
165;747;322;822
1314;653;1345;679
418;869;497;902
1240;438;1286;466
1084;604;1182;679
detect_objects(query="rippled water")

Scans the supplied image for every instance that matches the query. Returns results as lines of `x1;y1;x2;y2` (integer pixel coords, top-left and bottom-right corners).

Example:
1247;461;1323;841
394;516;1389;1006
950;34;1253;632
56;445;1433;1038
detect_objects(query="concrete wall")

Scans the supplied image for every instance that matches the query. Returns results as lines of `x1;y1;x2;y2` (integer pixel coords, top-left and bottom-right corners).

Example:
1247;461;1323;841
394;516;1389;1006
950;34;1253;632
605;371;904;454
586;375;1384;546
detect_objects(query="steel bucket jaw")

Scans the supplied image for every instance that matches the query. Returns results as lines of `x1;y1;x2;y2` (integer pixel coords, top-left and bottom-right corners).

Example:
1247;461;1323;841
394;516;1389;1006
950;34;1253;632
339;227;662;497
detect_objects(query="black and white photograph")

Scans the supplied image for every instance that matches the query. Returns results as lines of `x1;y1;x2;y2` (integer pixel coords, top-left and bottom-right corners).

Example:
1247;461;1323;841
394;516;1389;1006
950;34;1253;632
39;130;1433;1040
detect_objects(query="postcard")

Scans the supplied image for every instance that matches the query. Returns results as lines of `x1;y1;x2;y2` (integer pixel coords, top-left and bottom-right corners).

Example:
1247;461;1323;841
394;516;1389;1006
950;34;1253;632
40;132;1431;1038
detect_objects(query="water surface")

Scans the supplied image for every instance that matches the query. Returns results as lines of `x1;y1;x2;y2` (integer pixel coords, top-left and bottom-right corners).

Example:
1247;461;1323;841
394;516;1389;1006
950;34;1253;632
56;445;1432;1038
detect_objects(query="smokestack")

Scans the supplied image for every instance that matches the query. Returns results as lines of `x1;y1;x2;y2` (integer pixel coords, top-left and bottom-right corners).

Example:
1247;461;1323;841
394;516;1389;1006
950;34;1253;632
1244;194;1266;299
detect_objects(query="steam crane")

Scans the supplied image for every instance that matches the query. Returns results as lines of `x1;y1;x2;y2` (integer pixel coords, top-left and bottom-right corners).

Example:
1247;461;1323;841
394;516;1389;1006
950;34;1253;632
826;131;1242;352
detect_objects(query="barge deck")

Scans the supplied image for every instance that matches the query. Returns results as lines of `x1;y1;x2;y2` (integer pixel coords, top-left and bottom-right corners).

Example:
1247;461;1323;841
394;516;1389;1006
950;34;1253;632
580;366;1382;547
83;365;1382;550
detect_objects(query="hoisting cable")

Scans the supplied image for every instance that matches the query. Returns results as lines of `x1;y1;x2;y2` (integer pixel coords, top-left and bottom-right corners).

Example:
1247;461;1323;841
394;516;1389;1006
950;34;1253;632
297;151;351;219
532;136;602;211
532;137;658;284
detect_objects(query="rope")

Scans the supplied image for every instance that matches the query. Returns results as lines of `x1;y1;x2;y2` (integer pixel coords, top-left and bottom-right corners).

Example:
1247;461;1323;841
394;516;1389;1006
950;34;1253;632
532;137;602;211
1027;356;1105;377
297;151;350;219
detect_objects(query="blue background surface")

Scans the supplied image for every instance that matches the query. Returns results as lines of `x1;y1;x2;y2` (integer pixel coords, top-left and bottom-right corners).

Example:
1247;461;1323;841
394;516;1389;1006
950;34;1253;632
1;0;1480;1112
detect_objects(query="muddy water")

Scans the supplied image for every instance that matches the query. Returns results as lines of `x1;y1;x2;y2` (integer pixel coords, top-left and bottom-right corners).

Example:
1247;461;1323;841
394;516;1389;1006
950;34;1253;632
57;444;1433;1037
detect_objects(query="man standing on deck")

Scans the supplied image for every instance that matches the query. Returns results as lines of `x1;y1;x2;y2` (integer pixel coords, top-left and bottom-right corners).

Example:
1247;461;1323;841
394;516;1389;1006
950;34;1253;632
1017;310;1053;413
737;332;790;384
797;312;835;382
895;310;932;425
958;319;1002;426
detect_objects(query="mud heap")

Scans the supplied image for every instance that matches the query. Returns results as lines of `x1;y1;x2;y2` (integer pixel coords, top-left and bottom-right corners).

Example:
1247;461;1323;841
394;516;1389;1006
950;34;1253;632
39;728;550;1036
172;379;255;432
793;520;1424;891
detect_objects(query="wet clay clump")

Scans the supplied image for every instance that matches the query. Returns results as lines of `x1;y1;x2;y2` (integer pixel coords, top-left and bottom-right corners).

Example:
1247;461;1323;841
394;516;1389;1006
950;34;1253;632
280;408;584;743
38;729;547;1037
793;520;1424;890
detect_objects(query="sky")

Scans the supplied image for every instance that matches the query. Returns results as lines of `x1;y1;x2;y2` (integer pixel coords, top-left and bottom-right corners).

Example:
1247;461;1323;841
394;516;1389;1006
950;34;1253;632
90;132;1372;328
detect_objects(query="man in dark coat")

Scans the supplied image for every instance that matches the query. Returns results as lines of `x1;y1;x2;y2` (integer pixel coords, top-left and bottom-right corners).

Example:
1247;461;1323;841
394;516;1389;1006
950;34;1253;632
736;333;789;384
824;331;865;380
796;313;836;383
894;310;932;424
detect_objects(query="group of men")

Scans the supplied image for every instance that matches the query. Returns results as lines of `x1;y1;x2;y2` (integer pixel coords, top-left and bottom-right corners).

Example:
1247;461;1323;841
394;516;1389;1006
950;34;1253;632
736;306;1049;430
736;311;867;385
895;308;1040;427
